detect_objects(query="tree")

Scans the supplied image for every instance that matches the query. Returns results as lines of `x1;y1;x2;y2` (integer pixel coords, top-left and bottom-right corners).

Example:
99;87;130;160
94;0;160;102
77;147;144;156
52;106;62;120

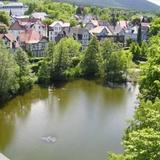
140;37;160;102
38;60;51;84
105;50;132;83
14;48;34;93
0;11;10;26
123;99;160;160
100;39;120;60
108;99;160;160
129;42;141;62
123;128;160;160
37;38;81;83
140;41;148;61
149;17;160;36
0;42;19;102
108;34;160;160
81;36;99;78
137;23;142;45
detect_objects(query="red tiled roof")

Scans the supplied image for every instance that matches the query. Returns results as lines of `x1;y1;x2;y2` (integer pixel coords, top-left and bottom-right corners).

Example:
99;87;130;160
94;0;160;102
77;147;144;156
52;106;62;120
19;29;43;44
10;18;44;30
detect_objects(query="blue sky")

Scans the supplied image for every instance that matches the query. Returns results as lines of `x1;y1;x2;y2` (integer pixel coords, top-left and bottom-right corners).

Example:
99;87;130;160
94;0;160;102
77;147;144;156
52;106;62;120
147;0;160;6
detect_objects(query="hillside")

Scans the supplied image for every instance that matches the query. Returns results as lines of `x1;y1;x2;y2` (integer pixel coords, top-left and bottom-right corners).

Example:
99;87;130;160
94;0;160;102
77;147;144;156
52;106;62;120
55;0;160;11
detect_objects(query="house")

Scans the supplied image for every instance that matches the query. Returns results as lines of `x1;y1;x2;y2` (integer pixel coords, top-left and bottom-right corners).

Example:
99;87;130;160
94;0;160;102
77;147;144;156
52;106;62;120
70;27;90;50
124;25;139;42
31;12;48;21
18;29;48;57
89;26;113;41
54;27;90;50
49;21;70;41
9;18;47;38
30;20;47;37
0;2;28;16
0;32;19;49
141;22;150;41
105;21;129;43
9;21;26;38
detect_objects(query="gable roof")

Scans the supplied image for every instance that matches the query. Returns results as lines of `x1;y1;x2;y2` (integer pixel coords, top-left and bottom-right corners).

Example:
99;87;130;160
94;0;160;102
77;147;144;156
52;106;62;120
31;12;48;20
70;27;89;35
0;33;19;47
10;17;45;31
19;29;46;44
9;21;25;30
50;21;70;28
89;26;113;36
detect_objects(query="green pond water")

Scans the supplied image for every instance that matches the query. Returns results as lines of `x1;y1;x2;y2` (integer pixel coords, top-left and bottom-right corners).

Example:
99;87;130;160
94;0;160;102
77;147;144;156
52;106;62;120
0;80;139;160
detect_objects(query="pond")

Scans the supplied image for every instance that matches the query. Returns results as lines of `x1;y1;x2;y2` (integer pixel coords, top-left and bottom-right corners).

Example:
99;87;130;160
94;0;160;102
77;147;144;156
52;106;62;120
0;80;139;160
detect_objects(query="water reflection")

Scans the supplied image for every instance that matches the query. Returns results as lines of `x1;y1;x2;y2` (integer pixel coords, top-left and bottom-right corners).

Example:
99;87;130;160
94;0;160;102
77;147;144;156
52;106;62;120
0;80;138;160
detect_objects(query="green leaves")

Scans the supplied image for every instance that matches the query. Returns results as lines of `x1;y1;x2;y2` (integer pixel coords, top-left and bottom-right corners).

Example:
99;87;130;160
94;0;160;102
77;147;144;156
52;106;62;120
149;17;160;36
81;37;99;78
24;0;76;22
0;42;19;102
14;48;34;93
140;35;160;102
0;11;10;26
108;29;160;160
38;38;81;83
124;128;160;160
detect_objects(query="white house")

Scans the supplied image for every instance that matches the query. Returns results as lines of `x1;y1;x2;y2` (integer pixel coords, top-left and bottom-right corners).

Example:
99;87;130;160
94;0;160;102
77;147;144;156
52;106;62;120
124;25;139;42
89;26;113;40
30;20;47;37
49;21;70;41
141;22;150;41
70;27;90;50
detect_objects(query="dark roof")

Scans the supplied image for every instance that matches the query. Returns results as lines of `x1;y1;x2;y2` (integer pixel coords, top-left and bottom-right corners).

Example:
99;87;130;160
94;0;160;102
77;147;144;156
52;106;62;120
9;21;25;30
70;27;89;35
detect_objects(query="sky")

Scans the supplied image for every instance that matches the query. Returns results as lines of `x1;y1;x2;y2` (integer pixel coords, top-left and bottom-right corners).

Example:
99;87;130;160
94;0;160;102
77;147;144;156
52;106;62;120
147;0;160;6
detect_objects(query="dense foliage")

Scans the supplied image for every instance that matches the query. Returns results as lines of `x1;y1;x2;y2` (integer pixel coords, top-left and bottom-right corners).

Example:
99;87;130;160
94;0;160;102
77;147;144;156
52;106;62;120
108;28;160;160
0;43;34;104
81;37;99;78
0;42;19;102
0;11;10;26
38;38;81;83
21;0;76;22
37;37;132;85
130;41;148;62
20;0;156;26
14;48;35;93
149;17;160;36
